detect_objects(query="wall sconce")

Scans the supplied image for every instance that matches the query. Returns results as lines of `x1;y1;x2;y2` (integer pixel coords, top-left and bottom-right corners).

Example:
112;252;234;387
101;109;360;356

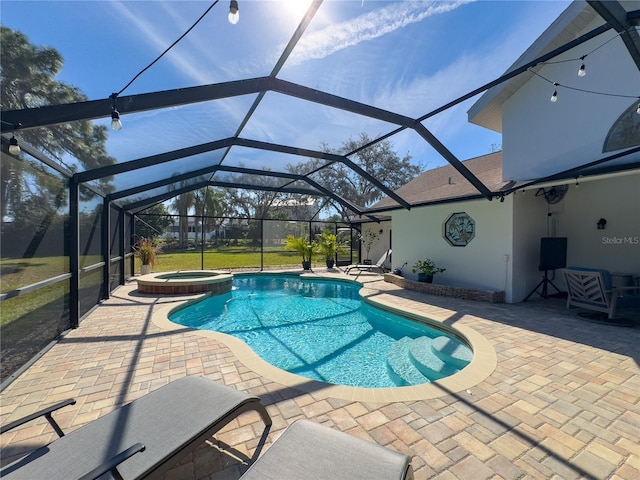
597;218;606;230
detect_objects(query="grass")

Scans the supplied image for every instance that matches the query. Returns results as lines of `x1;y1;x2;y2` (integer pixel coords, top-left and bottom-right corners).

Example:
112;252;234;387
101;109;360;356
0;255;101;293
133;245;348;273
1;245;356;326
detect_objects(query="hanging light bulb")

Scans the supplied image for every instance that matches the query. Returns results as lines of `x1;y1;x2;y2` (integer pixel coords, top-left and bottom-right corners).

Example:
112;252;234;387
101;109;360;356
8;135;20;155
578;56;586;77
550;83;559;103
228;0;239;24
111;109;122;131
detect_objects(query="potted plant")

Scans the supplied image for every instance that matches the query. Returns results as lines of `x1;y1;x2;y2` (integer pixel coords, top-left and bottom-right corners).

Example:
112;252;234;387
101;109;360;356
316;231;345;269
135;237;157;275
412;258;445;283
357;230;379;264
285;235;315;270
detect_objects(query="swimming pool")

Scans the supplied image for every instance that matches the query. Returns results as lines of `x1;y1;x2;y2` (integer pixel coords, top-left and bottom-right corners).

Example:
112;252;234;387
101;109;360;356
169;275;473;388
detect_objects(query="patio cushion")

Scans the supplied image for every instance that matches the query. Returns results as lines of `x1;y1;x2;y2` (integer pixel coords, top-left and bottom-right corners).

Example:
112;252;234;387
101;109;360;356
566;266;613;290
240;419;413;480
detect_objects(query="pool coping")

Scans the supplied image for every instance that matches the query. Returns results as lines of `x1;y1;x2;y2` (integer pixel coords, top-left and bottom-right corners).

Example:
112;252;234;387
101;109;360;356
150;272;497;402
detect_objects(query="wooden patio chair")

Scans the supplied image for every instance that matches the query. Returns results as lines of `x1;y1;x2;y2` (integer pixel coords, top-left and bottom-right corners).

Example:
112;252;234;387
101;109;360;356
561;267;640;324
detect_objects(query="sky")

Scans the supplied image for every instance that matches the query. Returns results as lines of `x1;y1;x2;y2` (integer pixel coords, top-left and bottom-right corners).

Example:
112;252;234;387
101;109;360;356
1;0;572;192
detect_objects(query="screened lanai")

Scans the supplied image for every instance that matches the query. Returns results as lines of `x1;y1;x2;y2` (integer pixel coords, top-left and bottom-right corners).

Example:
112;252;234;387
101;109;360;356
2;0;640;383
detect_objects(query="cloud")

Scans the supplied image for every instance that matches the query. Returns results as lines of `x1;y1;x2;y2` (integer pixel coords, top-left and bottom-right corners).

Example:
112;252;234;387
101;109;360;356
287;0;474;65
107;1;215;87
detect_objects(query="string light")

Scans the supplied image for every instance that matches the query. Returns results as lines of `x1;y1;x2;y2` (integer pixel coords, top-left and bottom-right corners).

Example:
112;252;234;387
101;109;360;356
550;83;559;103
110;94;122;131
9;135;20;155
228;0;239;24
529;69;639;106
111;110;122;131
8;123;21;154
578;56;586;77
536;32;620;74
529;32;640;105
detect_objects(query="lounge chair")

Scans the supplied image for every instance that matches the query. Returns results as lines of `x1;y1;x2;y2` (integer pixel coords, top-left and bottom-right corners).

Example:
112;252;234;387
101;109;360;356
241;418;413;480
561;267;640;324
0;375;272;480
345;249;392;275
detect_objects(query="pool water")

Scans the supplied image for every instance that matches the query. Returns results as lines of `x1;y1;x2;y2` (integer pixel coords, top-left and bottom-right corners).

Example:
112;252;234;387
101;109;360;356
170;275;472;388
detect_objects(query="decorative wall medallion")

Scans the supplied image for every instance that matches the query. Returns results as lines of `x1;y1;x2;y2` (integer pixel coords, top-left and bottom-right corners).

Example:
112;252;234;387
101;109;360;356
444;212;475;247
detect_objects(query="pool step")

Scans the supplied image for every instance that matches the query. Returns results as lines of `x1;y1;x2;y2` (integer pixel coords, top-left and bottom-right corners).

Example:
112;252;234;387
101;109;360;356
408;337;459;381
431;336;473;370
387;336;472;385
386;337;431;386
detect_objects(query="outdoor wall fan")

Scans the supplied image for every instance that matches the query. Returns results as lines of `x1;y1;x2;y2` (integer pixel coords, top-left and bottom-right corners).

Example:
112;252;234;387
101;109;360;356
535;185;568;204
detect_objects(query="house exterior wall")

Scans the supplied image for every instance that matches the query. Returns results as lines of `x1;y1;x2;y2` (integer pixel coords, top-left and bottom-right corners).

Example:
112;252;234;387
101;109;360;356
555;173;640;283
391;199;514;301
386;172;638;304
359;221;392;265
501;24;640;181
511;189;550;302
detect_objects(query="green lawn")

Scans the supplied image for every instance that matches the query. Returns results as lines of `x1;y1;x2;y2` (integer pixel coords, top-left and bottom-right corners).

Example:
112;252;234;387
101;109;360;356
1;245;355;326
135;245;342;273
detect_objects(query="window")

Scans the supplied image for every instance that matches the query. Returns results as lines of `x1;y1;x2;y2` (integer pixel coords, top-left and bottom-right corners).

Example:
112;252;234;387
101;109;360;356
603;102;640;152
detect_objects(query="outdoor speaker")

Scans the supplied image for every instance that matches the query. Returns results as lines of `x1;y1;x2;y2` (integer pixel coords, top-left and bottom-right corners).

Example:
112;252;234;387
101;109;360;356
539;237;567;271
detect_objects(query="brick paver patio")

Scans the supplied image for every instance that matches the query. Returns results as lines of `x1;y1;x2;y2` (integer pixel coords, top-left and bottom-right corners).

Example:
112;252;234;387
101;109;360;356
1;273;639;479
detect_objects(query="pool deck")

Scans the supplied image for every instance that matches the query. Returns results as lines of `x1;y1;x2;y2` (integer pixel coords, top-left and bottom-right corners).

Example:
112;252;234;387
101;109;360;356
1;270;639;479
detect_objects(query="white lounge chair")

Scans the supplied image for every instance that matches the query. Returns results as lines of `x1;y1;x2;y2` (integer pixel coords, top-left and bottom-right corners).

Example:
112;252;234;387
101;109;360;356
345;249;392;275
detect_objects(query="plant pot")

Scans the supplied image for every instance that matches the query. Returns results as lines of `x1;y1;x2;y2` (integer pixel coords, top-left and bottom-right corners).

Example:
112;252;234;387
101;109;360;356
141;264;152;275
417;273;433;283
302;261;312;270
325;259;335;269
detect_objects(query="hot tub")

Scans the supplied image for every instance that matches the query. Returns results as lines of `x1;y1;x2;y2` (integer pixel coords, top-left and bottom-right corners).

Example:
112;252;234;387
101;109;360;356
136;270;233;295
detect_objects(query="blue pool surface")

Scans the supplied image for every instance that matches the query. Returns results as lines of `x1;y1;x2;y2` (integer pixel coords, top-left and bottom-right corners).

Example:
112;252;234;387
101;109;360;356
170;275;472;388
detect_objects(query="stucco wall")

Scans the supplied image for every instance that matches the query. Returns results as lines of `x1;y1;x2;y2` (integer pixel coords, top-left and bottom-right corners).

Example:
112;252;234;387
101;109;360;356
511;189;550;302
555;173;640;281
359;221;392;265
501;27;640;181
391;199;513;299
386;172;639;303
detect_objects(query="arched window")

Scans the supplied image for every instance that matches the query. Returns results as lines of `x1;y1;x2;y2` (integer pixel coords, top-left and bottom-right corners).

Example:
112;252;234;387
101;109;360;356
603;102;640;152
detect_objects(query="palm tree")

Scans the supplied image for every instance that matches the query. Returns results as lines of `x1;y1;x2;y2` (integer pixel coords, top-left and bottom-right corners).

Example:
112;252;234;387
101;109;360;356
171;191;195;248
194;187;227;244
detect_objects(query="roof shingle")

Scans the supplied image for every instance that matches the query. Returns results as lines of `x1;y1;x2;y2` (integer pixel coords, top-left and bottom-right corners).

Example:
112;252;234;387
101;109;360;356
370;152;511;210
